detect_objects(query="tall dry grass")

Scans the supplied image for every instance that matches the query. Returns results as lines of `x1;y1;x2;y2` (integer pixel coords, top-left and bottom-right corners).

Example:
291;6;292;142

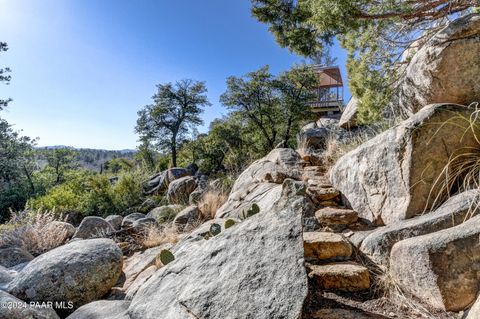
376;271;439;319
426;103;480;216
140;222;182;249
197;190;228;220
0;210;71;256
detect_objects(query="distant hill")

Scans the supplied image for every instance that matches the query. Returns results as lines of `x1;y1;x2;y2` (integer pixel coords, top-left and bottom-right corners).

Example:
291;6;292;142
36;146;136;172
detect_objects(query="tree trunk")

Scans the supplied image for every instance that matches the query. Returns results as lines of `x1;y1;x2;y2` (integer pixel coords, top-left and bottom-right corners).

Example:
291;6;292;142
171;139;177;167
23;165;35;194
282;115;293;148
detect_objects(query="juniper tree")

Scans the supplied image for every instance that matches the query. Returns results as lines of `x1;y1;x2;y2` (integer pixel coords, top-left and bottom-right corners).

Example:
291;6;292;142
136;80;211;167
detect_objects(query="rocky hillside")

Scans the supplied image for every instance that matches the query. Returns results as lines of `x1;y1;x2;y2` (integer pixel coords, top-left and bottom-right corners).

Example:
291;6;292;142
0;13;479;319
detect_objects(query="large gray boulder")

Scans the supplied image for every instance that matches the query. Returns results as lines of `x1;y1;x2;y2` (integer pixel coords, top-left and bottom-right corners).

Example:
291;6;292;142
124;265;157;301
390;214;480;311
66;300;130;319
73;216;114;239
173;205;201;230
216;182;283;219
0;247;34;268
297;127;330;149
331;103;477;225
143;168;190;195
105;215;123;231
0;290;60;319
143;172;167;195
167;176;197;205
146;205;184;223
360;190;480;266
216;148;302;218
8;238;123;313
121;246;165;291
121;213;146;228
0;265;15;290
45;221;76;243
127;181;308;319
392;14;480;116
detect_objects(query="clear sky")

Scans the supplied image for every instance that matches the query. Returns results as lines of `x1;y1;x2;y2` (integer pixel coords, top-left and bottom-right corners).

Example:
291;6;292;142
0;0;349;150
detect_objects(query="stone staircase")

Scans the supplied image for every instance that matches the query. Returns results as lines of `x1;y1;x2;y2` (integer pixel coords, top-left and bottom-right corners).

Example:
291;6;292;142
302;167;371;293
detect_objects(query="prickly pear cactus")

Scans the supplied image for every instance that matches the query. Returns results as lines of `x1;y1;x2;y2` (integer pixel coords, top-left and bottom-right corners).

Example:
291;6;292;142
249;203;260;215
241;203;260;220
158;249;175;266
224;219;235;229
210;223;221;236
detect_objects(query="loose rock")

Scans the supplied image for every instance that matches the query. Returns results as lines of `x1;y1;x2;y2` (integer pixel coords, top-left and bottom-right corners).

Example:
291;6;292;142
73;216;114;239
390;214;480;311
8;238;123;313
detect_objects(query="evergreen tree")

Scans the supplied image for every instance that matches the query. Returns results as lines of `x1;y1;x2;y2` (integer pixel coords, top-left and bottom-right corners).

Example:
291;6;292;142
136;79;211;167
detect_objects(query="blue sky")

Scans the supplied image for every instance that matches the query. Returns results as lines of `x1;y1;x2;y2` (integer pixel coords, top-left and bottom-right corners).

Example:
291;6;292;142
0;0;349;150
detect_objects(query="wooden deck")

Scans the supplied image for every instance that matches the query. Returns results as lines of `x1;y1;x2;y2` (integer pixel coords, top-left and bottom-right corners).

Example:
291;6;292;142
309;100;344;113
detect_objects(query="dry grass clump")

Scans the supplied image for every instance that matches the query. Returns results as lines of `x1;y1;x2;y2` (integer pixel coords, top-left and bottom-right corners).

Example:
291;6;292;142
140;222;182;249
137;190;228;250
198;190;228;220
0;210;71;256
375;271;440;319
297;122;389;177
427;103;480;215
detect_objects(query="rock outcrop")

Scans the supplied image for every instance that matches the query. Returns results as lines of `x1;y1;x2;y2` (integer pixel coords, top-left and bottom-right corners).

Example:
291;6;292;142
360;190;480;266
146;205;183;223
66;300;130;319
392;14;480;116
128;180;308;319
73;216;114;239
105;215;123;231
0;247;34;268
166;176;197;205
339;96;358;129
8;238;123;313
216;148;303;218
0;290;60;319
332;103;477;225
121;213;146;228
121;246;164;291
173;205;201;230
390;214;480;311
46;221;76;243
143;168;190;195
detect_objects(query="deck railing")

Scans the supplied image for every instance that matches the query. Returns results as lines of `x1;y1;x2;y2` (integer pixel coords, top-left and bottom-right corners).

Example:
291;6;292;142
308;99;344;111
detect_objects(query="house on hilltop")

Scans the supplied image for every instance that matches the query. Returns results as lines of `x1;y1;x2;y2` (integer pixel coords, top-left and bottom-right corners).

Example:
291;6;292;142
309;65;344;116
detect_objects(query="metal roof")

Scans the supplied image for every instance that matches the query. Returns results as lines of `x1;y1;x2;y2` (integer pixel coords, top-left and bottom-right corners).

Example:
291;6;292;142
312;65;343;88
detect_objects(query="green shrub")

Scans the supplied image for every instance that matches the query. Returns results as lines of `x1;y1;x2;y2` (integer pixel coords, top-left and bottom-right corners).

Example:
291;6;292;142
28;170;147;217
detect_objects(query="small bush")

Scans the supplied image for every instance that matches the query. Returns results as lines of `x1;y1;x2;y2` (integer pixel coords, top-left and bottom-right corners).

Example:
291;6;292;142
28;170;147;218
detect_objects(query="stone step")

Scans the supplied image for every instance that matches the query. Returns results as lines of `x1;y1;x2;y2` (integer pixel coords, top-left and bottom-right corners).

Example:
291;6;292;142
306;185;340;204
307;262;371;292
302;166;325;181
306;178;334;188
315;207;358;226
311;308;388;319
303;232;352;260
